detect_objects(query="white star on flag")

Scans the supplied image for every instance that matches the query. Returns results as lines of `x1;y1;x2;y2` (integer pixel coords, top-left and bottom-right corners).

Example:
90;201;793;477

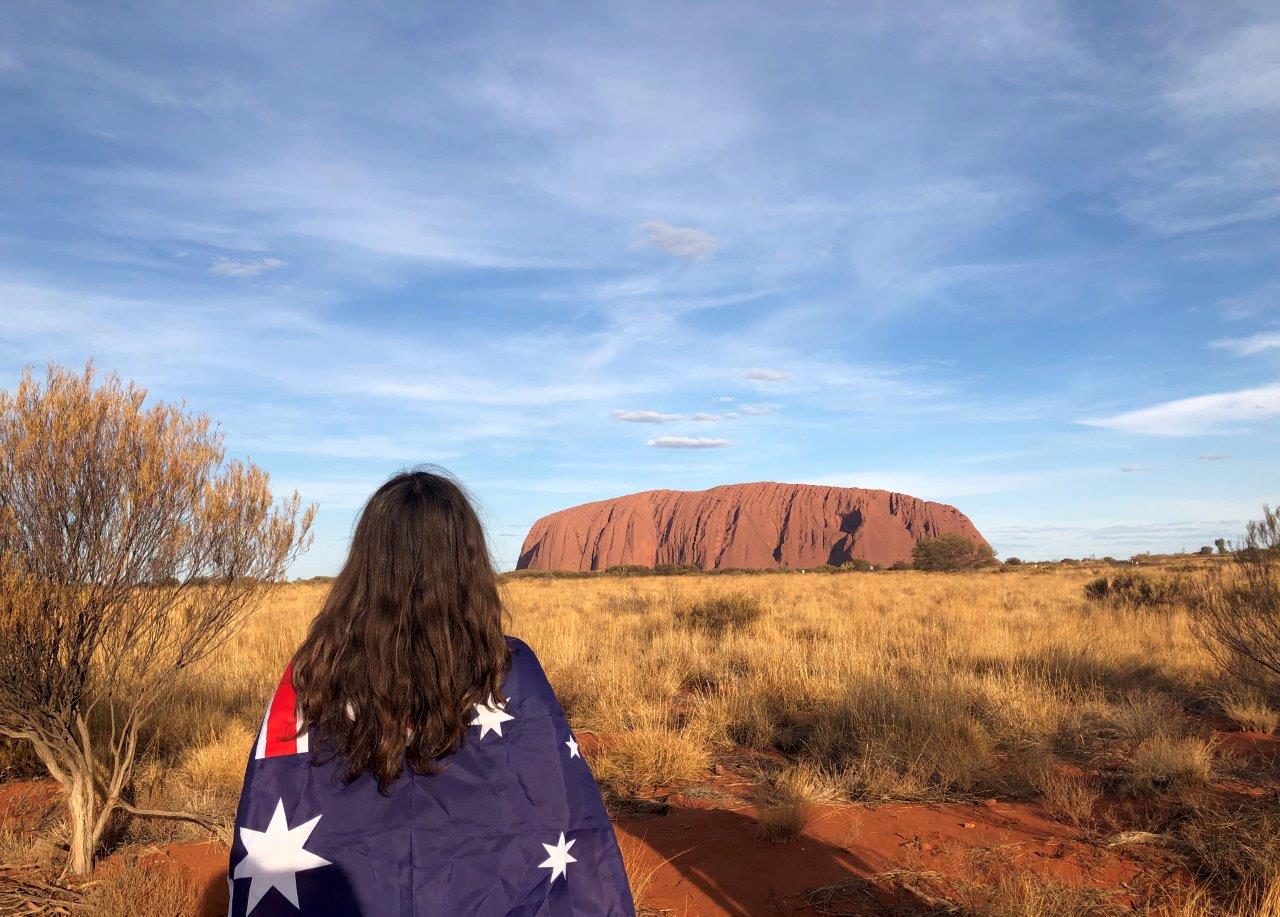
538;831;577;884
470;695;514;739
566;735;580;758
233;798;330;913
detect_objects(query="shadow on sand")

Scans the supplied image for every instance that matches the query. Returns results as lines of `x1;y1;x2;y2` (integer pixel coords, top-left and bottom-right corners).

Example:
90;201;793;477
616;803;938;916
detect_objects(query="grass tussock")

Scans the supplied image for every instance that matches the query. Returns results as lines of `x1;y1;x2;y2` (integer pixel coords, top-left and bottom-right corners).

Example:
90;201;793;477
590;727;711;797
1174;796;1280;915
1032;768;1100;829
953;872;1124;917
752;763;832;843
1219;689;1280;734
81;855;201;917
1083;572;1185;609
672;593;763;635
1124;733;1216;796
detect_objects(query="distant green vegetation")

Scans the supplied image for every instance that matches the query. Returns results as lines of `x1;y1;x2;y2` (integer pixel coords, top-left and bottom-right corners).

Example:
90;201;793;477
910;533;997;572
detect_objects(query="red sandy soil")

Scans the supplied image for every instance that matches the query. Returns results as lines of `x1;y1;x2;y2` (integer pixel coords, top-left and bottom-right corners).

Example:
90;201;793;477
1216;729;1280;765
516;482;987;572
3;725;1275;916
132;797;1148;917
0;778;60;826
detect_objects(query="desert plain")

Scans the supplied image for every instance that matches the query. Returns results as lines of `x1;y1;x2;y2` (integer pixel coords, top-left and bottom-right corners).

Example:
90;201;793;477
3;557;1278;916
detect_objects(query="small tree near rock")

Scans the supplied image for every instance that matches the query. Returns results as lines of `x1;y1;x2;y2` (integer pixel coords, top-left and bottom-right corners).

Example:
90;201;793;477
911;534;996;572
0;364;315;874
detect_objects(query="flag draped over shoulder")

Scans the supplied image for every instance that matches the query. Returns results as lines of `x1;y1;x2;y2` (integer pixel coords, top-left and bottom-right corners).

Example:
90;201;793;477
228;638;636;916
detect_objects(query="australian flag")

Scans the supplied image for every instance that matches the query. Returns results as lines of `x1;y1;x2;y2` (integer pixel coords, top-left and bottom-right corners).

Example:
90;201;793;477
228;638;636;916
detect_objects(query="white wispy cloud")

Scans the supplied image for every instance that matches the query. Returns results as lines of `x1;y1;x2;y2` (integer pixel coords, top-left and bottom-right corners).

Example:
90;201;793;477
808;468;1087;500
987;518;1246;554
210;257;285;278
1119;464;1152;473
646;435;730;449
713;395;734;403
745;367;791;382
737;402;776;416
1167;23;1280;118
1081;383;1280;436
1211;331;1280;355
611;409;684;423
1198;453;1230;461
637;220;719;261
690;412;720;421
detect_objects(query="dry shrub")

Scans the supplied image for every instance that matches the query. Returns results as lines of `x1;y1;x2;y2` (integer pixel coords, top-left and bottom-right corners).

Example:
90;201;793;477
591;727;710;796
673;593;762;635
0;364;314;874
1185;506;1280;701
1220;689;1280;734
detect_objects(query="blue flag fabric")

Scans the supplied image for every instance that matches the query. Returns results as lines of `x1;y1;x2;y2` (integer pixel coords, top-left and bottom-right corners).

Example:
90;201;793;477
227;637;636;916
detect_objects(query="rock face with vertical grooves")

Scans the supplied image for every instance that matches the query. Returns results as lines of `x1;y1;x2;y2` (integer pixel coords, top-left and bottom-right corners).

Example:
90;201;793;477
515;482;988;571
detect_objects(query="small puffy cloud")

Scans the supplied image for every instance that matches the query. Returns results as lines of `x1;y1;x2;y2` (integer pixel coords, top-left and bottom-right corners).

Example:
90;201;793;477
638;220;719;261
1210;332;1280;356
713;395;734;403
745;367;791;382
1080;383;1280;436
611;409;685;423
690;412;721;422
1119;464;1152;473
210;257;286;278
646;436;730;449
1198;453;1230;461
737;402;776;416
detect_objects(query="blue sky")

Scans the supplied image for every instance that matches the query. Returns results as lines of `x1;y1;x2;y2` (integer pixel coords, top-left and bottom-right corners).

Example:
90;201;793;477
2;2;1278;573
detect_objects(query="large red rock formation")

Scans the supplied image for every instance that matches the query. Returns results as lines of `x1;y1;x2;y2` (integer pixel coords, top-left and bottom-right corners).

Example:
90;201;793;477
516;482;987;572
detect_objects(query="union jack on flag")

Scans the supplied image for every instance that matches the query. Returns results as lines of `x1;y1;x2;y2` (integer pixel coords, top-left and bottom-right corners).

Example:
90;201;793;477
227;638;636;916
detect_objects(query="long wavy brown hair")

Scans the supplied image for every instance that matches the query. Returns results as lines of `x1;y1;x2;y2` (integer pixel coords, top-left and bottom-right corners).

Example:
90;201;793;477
292;468;510;792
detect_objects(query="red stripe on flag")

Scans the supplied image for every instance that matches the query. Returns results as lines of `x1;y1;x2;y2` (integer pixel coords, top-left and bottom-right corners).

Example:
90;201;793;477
263;662;299;758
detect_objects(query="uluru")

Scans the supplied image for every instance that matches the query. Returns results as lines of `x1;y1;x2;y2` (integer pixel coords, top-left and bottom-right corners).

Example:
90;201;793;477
516;482;989;572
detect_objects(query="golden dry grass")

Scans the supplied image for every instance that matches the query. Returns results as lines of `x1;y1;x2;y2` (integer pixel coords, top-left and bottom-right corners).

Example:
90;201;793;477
80;854;202;917
143;566;1230;823
751;762;834;843
1220;688;1280;734
14;561;1280;912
